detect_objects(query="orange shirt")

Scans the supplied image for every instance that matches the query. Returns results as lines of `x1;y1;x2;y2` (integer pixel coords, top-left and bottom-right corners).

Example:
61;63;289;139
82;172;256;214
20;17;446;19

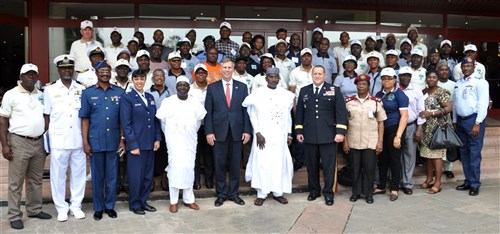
195;62;222;84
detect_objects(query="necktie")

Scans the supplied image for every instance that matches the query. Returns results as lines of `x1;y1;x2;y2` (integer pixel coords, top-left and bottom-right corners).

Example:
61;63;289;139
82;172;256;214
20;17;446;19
315;87;319;96
226;83;231;108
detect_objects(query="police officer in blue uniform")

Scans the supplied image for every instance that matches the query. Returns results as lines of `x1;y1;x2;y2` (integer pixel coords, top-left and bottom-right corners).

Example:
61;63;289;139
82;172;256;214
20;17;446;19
120;69;161;215
79;60;125;220
295;65;348;206
453;56;489;196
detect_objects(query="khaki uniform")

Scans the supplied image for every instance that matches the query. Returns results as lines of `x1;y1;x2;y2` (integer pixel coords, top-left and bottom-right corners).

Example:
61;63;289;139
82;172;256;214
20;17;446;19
345;95;387;150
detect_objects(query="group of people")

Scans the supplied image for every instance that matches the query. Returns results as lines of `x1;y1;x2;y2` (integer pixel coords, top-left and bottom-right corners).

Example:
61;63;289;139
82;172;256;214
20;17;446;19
0;19;491;230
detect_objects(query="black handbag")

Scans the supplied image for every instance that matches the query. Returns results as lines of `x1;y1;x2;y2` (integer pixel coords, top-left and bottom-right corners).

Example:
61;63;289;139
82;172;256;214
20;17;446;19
429;124;463;149
446;147;460;162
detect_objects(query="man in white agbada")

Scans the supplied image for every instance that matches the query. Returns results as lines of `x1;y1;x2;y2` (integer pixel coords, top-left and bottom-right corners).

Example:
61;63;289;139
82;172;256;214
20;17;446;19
155;76;206;213
243;67;295;206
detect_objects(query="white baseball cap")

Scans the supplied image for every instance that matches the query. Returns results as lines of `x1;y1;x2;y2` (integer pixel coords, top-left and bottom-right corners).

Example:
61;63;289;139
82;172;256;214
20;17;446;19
366;51;379;60
350;40;362;47
400;38;412;46
343;55;357;63
135;50;150;60
219;21;231;30
407;26;418;34
20;63;38;75
80;20;93;29
313;27;323;34
194;63;208;72
239;42;251;50
176;37;191;47
410;49;423;57
176;75;190;84
366;35;376;41
275;39;287;47
440;39;452;48
300;48;312;56
111;27;121;35
385;49;399;57
399;66;413;75
168;51;182;60
115;59;130;69
260;53;274;60
381;67;396;77
128;37;139;44
464;44;477;52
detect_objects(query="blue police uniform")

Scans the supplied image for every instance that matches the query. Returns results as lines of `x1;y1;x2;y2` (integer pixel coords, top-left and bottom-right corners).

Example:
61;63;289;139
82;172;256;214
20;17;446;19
453;73;489;189
295;82;348;202
79;83;124;212
120;89;161;210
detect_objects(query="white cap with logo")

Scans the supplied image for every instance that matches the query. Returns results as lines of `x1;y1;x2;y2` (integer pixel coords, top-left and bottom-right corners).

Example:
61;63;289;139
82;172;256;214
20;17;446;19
80;20;93;29
20;63;39;75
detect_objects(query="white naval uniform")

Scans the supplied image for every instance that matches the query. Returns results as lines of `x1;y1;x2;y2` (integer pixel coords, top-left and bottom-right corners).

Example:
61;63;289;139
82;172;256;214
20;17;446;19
43;79;87;214
76;67;97;88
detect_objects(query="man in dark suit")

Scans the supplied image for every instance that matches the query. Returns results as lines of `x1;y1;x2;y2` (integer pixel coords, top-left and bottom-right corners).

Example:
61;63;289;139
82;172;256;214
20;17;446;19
295;65;348;206
205;58;252;207
119;69;161;215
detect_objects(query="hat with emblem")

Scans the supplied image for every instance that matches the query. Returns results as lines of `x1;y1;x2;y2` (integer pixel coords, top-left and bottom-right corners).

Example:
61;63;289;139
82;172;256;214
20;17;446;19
410;49;423;57
111;27;121;35
168;51;182;60
429;47;439;55
461;56;475;65
136;50;150;60
239;42;251;50
87;45;106;58
463;44;477;53
440;39;452;48
219;21;232;30
366;51;379;60
95;60;111;70
343;55;357;64
381;67;397;77
127;37;139;44
54;54;75;67
275;39;287;47
354;74;370;84
400;38;412;46
194;63;208;72
300;48;312;56
385;49;399;57
399;66;413;75
115;59;130;69
20;63;38;75
266;67;280;75
80;20;93;29
260;53;274;60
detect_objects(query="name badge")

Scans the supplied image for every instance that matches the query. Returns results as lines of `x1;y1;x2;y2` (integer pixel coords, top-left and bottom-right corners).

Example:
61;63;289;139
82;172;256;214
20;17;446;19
251;64;257;70
230;48;237;56
181;62;187;69
291;57;298;63
134;103;141;107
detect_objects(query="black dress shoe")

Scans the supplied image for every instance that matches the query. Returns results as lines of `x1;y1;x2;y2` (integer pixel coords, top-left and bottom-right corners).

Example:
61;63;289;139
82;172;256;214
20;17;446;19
10;220;24;229
402;188;413;195
469;188;479;196
349;195;360;202
130;208;145;215
28;211;52;219
193;183;201;190
104;209;117;218
366;196;374;204
214;197;225;207
325;197;334;206
93;211;103;221
456;184;471;191
307;193;320;201
206;183;214;189
231;196;245;205
293;163;303;171
143;204;157;212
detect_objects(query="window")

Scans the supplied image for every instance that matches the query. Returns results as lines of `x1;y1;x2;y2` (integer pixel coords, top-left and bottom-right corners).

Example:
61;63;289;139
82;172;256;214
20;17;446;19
140;4;219;21
49;3;133;19
307;9;375;25
0;0;26;17
381;12;442;28
225;6;301;22
448;15;500;30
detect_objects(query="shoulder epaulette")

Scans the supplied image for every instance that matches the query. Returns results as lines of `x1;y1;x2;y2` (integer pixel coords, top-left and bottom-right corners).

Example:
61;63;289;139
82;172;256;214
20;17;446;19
78;69;89;73
370;96;382;102
345;96;356;103
74;80;83;85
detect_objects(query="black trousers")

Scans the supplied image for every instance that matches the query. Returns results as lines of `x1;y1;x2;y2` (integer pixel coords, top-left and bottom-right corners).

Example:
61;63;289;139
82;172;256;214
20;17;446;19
378;125;404;191
153;132;168;176
195;125;214;185
350;149;377;197
213;129;242;199
304;143;337;199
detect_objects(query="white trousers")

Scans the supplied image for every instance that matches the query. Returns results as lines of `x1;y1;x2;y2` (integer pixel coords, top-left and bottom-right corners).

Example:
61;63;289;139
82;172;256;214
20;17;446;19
256;189;282;199
169;186;195;205
50;148;86;213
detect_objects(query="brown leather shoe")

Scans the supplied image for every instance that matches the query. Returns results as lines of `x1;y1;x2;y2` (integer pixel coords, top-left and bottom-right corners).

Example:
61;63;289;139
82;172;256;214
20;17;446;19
184;203;200;210
169;204;178;213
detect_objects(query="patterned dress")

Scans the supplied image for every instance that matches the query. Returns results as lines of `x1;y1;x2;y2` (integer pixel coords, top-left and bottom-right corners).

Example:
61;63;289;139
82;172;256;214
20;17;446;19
420;87;452;159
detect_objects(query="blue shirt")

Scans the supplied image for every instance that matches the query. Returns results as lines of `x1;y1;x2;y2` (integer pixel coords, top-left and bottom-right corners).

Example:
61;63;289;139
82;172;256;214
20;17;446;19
146;85;171;110
79;83;124;152
333;72;358;99
287;48;302;67
376;87;409;127
368;68;382;96
165;69;193;95
452;76;489;124
312;52;338;84
195;51;224;63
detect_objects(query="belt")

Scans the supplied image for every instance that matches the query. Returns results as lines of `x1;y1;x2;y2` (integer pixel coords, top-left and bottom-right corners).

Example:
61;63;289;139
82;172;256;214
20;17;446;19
406;120;416;126
11;133;43;141
458;114;476;120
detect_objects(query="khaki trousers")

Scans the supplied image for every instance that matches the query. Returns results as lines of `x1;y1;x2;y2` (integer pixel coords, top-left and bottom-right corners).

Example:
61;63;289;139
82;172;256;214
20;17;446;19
7;133;46;222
